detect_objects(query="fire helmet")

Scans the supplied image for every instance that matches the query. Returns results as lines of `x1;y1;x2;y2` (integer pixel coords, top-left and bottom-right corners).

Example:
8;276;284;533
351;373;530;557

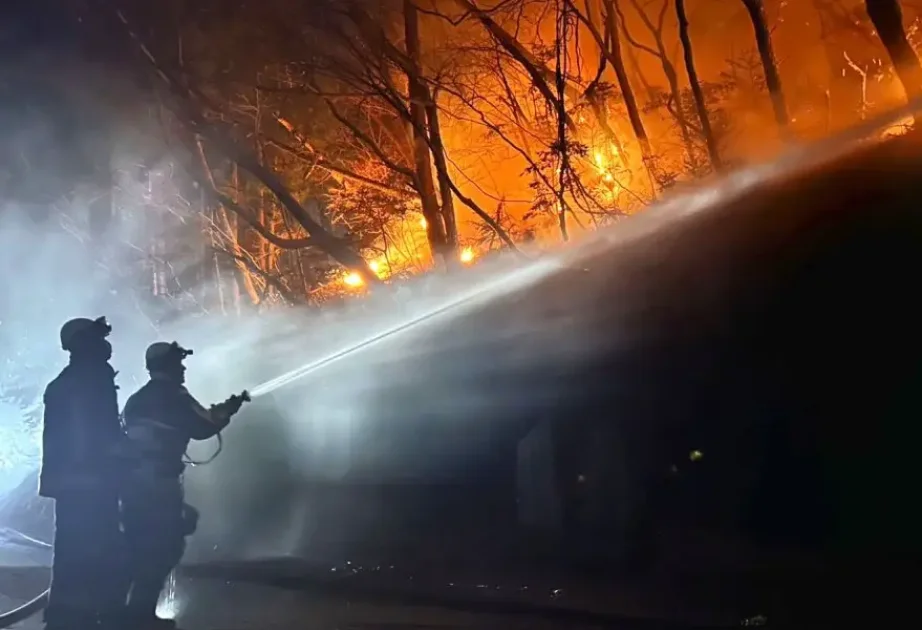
59;316;112;352
145;341;194;371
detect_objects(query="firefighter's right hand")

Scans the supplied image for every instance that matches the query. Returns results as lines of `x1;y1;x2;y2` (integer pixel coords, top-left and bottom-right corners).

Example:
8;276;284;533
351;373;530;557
224;391;250;415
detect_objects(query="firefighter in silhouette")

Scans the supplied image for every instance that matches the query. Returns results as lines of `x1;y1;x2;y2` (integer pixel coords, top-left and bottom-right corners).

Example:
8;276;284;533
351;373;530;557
120;341;249;629
40;316;126;630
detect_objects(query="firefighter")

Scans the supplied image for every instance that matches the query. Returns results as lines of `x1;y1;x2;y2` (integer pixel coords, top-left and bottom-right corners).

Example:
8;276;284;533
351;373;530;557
40;316;126;630
120;341;249;629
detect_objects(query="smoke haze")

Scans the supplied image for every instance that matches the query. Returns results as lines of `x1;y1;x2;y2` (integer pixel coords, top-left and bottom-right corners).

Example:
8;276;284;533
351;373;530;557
2;102;917;567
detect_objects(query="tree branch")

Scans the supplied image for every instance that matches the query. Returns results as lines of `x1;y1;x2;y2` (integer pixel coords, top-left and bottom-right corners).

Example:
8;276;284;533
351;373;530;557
316;91;419;183
210;244;304;304
111;7;377;281
192;137;314;250
618;1;662;58
452;0;578;131
263;136;411;196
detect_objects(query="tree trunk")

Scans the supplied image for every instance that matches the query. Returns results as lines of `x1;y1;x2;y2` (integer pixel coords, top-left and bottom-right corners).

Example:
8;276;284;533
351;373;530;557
602;0;653;160
555;0;570;242
231;162;261;304
625;0;695;166
425;94;459;251
404;0;450;265
675;0;722;170
657;53;696;166
865;0;922;124
741;0;791;136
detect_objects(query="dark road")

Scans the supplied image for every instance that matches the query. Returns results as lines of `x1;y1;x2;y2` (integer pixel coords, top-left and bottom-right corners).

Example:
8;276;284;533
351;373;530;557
1;564;735;630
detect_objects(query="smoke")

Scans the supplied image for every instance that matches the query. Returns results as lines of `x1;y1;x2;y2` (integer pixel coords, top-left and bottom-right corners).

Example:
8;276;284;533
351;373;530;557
180;100;922;565
0;123;569;563
179;253;571;563
3;97;918;569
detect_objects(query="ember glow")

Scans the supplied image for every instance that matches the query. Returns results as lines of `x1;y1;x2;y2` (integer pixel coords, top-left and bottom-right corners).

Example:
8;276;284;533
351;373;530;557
343;272;365;288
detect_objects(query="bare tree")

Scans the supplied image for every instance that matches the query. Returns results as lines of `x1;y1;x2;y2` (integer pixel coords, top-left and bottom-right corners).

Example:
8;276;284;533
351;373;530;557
425;91;459;247
740;0;790;136
554;0;573;241
569;0;654;162
620;0;696;165
105;5;378;284
403;0;455;263
330;0;517;256
675;0;721;169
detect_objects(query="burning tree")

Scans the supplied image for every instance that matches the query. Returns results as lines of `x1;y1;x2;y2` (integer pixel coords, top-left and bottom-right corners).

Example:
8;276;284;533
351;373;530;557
26;0;922;310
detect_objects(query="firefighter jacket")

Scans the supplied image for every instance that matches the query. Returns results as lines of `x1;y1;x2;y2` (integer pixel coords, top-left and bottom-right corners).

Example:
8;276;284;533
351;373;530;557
121;376;233;481
39;360;122;498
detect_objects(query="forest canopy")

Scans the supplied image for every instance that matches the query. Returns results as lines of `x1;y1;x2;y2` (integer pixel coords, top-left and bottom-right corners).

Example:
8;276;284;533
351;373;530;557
5;0;922;308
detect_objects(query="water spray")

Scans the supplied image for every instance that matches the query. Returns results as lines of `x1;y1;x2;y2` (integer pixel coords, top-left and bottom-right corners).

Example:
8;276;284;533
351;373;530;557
247;259;561;399
244;90;914;403
244;90;917;401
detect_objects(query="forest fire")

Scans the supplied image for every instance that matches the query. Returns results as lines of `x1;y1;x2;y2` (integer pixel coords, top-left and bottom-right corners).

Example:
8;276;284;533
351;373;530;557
21;0;910;309
4;2;922;628
343;272;365;288
2;0;922;430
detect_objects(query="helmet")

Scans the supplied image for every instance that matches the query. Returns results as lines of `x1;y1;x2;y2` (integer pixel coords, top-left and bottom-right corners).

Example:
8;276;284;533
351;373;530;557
145;341;193;371
60;316;112;351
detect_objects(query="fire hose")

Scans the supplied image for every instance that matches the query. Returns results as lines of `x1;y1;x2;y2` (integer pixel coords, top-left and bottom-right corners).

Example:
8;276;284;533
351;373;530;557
0;530;51;628
0;589;49;628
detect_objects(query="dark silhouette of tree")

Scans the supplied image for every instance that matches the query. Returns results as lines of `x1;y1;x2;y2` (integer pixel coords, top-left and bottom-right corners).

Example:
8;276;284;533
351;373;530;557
865;0;922;125
84;0;380;286
741;0;791;136
403;0;456;263
675;0;722;170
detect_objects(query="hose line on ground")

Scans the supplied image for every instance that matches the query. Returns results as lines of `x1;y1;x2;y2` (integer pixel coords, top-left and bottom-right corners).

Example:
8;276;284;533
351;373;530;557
0;530;51;628
0;589;49;628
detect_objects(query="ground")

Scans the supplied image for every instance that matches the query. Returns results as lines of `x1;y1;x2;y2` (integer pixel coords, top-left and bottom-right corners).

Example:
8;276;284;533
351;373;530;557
0;567;647;630
4;533;916;628
1;545;784;630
